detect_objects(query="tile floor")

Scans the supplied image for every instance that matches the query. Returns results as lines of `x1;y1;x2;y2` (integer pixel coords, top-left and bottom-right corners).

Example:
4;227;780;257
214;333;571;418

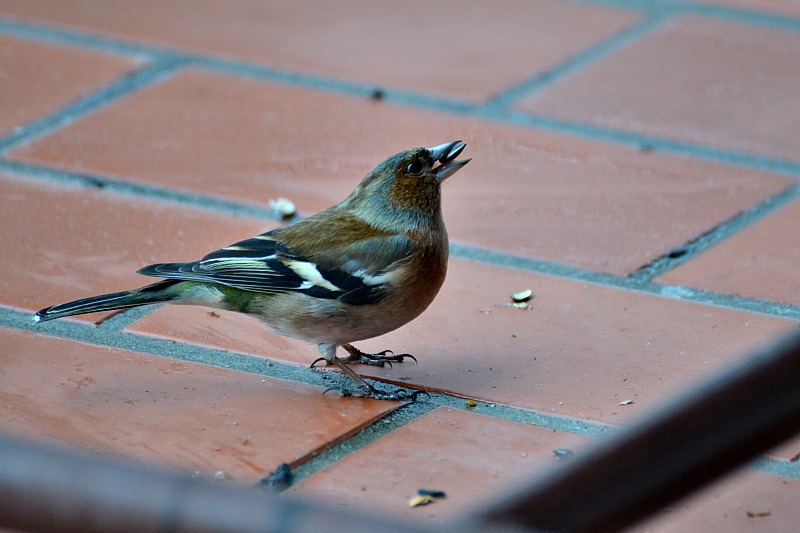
1;1;799;531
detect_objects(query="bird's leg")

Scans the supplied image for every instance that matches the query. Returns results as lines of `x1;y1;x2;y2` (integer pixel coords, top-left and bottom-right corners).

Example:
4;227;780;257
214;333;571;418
312;344;427;401
339;343;417;367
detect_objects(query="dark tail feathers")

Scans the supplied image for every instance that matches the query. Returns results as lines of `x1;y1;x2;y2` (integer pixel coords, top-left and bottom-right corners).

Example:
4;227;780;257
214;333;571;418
33;280;178;323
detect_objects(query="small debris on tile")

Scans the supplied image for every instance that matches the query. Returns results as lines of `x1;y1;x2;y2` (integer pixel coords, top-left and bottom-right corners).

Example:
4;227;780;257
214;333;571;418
409;494;435;507
260;463;293;493
465;399;477;408
511;289;533;302
619;399;634;406
409;489;446;507
497;289;534;310
269;197;297;219
553;448;575;460
637;143;655;153
208;310;220;318
789;450;800;463
747;510;771;518
498;302;531;310
214;471;226;480
370;88;385;100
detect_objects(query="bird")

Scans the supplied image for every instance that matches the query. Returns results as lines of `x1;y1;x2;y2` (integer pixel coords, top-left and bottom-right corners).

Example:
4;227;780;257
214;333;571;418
33;141;470;400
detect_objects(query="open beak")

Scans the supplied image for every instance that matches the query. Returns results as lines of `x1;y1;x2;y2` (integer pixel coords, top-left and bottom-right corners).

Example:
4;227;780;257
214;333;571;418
428;140;471;182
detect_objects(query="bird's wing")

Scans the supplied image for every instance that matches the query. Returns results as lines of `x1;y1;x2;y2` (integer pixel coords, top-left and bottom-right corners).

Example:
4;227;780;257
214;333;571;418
137;228;412;305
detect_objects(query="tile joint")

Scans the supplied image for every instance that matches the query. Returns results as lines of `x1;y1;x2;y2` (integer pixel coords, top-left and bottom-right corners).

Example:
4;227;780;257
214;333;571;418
629;183;800;282
1;305;798;482
1;14;800;177
0;56;187;154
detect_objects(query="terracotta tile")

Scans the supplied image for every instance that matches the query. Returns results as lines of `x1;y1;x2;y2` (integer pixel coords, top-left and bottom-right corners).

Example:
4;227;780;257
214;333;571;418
441;139;791;276
0;173;272;321
0;34;139;138
631;468;800;533
127;258;799;425
0;0;640;102
658;198;800;307
517;15;800;162
8;69;792;276
0;327;396;481
288;407;591;521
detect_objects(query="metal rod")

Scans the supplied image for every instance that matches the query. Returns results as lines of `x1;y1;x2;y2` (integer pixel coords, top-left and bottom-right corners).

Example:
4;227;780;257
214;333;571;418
0;433;448;533
3;331;799;533
471;330;800;532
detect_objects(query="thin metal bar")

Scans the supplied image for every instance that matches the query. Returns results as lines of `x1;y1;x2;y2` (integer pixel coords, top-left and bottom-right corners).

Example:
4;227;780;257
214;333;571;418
471;330;800;532
3;331;799;533
0;434;450;533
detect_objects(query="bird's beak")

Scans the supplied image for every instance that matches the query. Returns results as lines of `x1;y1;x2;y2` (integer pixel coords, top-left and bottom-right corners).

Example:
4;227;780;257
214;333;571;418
428;140;471;182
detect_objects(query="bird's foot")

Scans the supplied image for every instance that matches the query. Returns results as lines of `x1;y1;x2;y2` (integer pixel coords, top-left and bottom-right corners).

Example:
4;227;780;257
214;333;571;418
324;384;429;402
340;344;417;368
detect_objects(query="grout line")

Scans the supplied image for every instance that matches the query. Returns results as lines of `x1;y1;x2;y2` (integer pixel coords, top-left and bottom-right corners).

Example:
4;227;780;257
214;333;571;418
290;396;612;486
2;1;800;494
0;306;608;440
0;16;170;58
2;155;797;321
289;401;438;484
630;184;800;282
450;242;800;320
0;304;605;481
1;306;373;396
0;57;186;154
574;0;800;32
0;160;285;220
749;456;800;481
481;110;800;179
3;157;797;321
1;18;800;180
483;12;668;107
3;305;798;482
684;5;800;32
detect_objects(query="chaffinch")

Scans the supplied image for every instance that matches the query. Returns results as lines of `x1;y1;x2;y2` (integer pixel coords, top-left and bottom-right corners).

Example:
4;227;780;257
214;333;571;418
34;141;470;400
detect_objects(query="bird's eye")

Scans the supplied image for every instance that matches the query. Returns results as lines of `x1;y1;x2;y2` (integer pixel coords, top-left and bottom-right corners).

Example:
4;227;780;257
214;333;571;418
406;160;425;174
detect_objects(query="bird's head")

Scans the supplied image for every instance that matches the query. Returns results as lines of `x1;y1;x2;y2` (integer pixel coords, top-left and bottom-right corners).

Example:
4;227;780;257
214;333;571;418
344;141;470;230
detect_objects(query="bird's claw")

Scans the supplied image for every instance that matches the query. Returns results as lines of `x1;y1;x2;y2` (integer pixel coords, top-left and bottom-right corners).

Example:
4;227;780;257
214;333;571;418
342;347;418;367
323;384;429;402
311;351;417;369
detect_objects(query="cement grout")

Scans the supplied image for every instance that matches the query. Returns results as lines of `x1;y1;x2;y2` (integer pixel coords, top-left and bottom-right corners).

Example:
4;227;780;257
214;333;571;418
483;13;670;108
1;14;800;178
0;58;186;154
629;183;800;282
0;306;609;439
577;0;800;33
450;242;800;320
0;159;287;220
2;1;800;487
3;305;798;482
3;156;797;320
4;158;798;321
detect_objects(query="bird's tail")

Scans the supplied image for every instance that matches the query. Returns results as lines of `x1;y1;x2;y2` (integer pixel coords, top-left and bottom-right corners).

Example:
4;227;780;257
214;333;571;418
33;280;180;323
